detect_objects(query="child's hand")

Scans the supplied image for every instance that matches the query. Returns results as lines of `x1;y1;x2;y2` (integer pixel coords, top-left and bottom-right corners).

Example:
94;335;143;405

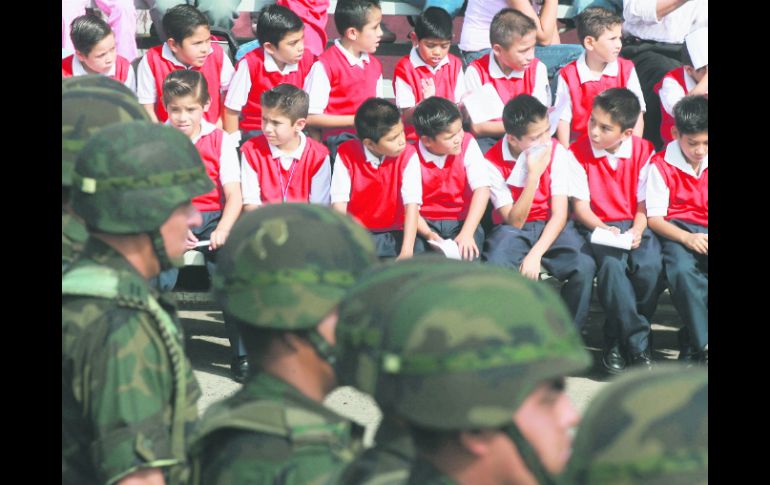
519;253;542;280
421;78;436;99
185;230;199;250
210;229;229;250
454;232;479;261
396;249;414;261
427;231;443;243
624;227;643;249
604;225;621;235
526;145;550;180
683;232;708;255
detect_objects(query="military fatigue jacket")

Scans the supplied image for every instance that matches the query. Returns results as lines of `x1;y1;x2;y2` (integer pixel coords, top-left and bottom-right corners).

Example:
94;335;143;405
62;238;201;484
189;372;363;484
339;415;414;485
406;458;459;485
62;209;88;273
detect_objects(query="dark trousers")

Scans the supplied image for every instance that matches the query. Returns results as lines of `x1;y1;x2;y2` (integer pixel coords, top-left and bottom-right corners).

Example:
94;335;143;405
659;220;708;350
577;220;663;354
325;132;358;167
621;40;683;151
371;230;425;259
414;218;485;261
483;220;596;329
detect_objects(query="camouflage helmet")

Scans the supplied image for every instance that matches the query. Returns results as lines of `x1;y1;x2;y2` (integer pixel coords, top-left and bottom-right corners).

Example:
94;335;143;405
212;204;378;332
62;75;150;187
565;365;708;485
70;121;213;234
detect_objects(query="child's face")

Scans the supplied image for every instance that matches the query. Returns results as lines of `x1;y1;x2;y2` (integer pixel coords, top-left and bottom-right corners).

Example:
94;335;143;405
76;33;117;74
166;94;209;139
266;29;305;65
674;130;708;165
414;37;452;68
366;121;407;158
421;118;464;156
685;64;708;83
493;31;537;72
587;106;632;152
508;116;551;155
262;107;304;148
169;25;212;67
585;24;623;64
348;7;383;54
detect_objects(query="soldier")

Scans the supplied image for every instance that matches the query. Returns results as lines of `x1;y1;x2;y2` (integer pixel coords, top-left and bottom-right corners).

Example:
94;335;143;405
62;75;150;273
62;121;214;484
565;366;708;484
187;204;378;484
372;266;593;485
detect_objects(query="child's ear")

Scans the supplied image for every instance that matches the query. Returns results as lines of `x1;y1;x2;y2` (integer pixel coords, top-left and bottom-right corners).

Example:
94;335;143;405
409;31;418;46
262;41;276;56
167;37;180;54
345;27;359;41
74;50;87;63
362;137;377;152
418;134;431;147
293;118;307;132
203;99;212;113
584;36;596;51
622;127;634;139
491;43;503;57
670;126;680;140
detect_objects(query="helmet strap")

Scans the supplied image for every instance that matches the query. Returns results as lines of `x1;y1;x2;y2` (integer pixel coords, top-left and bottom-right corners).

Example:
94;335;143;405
502;422;559;485
307;329;337;366
149;229;183;271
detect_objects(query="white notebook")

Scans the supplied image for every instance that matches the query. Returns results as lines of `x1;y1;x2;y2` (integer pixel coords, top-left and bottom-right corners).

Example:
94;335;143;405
463;83;505;124
428;239;462;260
590;228;633;250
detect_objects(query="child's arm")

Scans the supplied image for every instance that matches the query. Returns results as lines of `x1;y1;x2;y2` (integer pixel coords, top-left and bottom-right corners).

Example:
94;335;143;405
520;195;569;280
556;120;571;148
633;113;645;139
572;198;617;232
509;0;559;45
332;202;348;213
136;55;160;123
306;114;356;129
506;146;552;229
142;104;160;123
240;151;262;212
223;108;240;133
471;120;507;138
309;156;332;205
399;203;419;260
304;61;355;129
552;75;572;147
223;60;252;133
417;215;442;242
624;200;647;249
330;155;351;214
628;68;646;138
456;186;490;260
648;216;708;254
210;181;243;249
658;76;686;117
690;67;708;96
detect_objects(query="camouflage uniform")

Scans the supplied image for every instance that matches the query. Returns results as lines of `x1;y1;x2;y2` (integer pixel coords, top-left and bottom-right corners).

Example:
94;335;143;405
62;122;213;484
61;75;149;273
565;366;708;485
188;204;378;484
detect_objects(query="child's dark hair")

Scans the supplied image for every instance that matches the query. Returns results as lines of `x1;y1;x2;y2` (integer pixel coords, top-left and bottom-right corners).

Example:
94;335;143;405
70;14;113;55
592;88;640;131
415;7;453;41
261;84;310;123
412;97;462;139
576;7;623;44
257;4;304;47
502;95;548;138
335;0;381;34
490;8;536;48
673;96;708;135
163;4;209;44
355;98;401;142
162;70;210;107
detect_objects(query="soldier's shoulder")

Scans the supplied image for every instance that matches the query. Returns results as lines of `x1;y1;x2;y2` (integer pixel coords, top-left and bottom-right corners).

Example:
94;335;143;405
339;447;411;485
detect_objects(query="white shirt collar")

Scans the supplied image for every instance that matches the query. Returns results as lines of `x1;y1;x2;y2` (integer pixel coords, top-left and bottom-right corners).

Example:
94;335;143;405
409;47;450;73
163;118;216;144
576;52;619;84
489;54;525;79
162;42;213;68
362;145;385;168
663;140;708;178
502;139;519;163
334;39;370;67
591;136;633;160
418;141;448;168
263;50;299;75
269;131;308;170
71;55;117;77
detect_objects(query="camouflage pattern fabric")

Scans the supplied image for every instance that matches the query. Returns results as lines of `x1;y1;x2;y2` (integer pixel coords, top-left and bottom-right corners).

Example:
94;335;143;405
338;414;414;485
406;457;460;485
564;365;708;485
188;372;364;485
62;238;201;484
62;209;88;273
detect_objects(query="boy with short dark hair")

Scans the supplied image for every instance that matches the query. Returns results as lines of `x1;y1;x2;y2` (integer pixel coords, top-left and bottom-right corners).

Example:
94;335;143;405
554;7;645;147
412;97;492;260
331;98;421;259
646;96;708;365
393;7;465;141
223;4;316;139
137;3;234;124
62;14;136;92
465;8;552;152
570;88;661;374
484;95;596;331
240;84;331;209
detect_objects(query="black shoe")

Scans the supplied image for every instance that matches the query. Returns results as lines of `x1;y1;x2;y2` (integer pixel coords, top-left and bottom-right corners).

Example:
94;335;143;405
629;350;654;370
380;22;396;43
231;356;249;383
602;345;626;375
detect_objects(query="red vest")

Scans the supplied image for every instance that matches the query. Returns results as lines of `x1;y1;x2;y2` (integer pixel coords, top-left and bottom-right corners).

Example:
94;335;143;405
393;53;463;142
338;140;417;231
237;48;315;131
510;140;559;223
146;43;225;123
418;132;475;221
468;55;539;121
559;57;635;139
653;67;688;145
570;134;654;222
61;54;130;83
191;128;226;212
241;135;329;204
318;44;382;139
651;151;708;227
485;138;517;225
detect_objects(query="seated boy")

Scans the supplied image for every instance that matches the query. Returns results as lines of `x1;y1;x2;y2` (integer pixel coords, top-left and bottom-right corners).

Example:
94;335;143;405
223;4;316;140
570;88;661;373
137;3;234;124
484;95;596;331
553;7;645;147
331;98;421;260
393;7;465;142
646;96;708;365
62;14;136;92
303;0;384;160
412;97;491;261
465;8;552;153
240;84;331;209
654;27;708;146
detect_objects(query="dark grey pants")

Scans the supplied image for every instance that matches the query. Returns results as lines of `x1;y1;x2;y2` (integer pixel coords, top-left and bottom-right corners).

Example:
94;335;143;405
414;218;485;261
